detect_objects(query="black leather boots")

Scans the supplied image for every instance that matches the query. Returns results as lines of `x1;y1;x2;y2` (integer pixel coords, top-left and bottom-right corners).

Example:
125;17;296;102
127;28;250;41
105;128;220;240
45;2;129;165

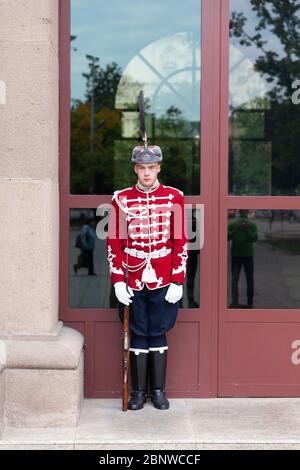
149;350;169;410
128;351;148;410
128;349;170;410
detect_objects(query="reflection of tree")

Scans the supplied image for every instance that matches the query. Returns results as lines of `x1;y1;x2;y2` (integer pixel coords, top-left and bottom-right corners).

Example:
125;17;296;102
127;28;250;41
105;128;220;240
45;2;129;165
71;104;120;194
229;96;270;195
230;0;300;195
85;61;122;111
156;106;188;138
83;55;100;151
70;33;201;194
71;45;122;194
154;106;200;193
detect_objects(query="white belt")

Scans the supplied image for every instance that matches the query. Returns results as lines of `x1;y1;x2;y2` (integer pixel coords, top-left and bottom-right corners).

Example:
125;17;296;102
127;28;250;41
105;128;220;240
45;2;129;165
124;247;171;260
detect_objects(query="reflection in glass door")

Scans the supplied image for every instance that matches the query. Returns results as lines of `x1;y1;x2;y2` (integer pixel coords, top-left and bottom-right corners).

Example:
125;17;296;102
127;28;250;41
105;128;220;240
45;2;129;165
218;0;300;397
69;0;202;311
229;0;300;196
227;209;300;309
70;0;201;195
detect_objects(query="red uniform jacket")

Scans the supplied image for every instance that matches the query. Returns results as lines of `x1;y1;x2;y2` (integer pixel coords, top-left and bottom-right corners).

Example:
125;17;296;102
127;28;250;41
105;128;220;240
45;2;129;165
107;183;188;291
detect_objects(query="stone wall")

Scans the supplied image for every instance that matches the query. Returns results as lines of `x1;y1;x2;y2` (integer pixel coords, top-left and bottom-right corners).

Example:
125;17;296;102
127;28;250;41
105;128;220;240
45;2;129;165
0;0;83;429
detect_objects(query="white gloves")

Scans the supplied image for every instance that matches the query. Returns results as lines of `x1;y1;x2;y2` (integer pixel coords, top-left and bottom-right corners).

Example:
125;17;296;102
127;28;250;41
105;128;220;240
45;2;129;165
114;281;134;306
115;281;182;305
165;283;183;304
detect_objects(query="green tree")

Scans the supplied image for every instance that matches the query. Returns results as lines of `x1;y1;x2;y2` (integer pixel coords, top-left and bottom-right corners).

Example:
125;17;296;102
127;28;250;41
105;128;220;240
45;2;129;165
230;0;300;195
71;54;122;194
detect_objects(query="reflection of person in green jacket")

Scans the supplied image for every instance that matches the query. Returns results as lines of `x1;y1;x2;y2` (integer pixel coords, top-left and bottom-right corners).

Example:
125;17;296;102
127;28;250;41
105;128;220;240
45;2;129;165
228;210;258;308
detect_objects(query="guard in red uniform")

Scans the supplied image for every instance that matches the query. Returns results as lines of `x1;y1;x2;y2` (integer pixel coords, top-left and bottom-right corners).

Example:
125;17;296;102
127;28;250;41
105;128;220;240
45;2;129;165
107;144;188;410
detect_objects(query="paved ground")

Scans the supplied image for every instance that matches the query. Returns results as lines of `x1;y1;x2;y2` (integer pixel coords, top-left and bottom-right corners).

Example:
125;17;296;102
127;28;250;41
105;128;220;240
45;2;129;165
1;398;300;450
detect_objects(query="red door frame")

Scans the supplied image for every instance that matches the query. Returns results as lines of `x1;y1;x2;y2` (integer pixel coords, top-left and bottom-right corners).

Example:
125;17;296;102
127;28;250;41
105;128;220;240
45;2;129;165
58;0;223;398
218;0;300;396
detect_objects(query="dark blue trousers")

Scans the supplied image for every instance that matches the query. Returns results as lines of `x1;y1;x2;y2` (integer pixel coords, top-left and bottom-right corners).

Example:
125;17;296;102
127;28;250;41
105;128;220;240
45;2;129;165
118;285;179;350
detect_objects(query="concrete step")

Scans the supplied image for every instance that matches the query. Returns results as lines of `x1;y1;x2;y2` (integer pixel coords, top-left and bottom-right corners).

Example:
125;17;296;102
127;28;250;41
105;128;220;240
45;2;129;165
1;398;300;450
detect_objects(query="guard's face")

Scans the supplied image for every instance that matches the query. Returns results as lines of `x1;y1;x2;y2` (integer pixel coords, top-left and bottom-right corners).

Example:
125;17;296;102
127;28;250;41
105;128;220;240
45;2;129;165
134;163;161;188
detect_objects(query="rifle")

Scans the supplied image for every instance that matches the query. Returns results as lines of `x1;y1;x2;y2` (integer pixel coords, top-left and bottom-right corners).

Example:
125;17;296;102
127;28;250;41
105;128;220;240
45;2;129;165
138;90;147;149
122;303;130;411
122;230;131;411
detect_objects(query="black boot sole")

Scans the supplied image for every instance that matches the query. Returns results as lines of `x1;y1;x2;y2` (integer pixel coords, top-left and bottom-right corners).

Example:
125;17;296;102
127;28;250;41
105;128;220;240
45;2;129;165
128;404;144;410
128;397;147;411
151;401;170;410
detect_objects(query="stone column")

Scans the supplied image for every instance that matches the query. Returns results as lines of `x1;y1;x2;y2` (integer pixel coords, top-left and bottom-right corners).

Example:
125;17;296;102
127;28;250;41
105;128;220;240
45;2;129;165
0;0;83;428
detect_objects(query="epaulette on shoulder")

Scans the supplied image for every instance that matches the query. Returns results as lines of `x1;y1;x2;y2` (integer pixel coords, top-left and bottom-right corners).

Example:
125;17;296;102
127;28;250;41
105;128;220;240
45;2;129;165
162;185;184;197
112;186;133;213
112;186;132;202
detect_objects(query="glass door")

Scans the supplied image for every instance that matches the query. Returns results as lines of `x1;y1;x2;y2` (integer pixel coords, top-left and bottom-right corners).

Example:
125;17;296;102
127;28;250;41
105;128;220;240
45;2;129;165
218;0;300;396
59;0;222;397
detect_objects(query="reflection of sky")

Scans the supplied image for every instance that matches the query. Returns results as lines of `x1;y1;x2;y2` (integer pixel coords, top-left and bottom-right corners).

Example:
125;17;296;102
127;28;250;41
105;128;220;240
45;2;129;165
230;0;298;107
71;0;200;101
229;45;267;108
116;32;200;121
230;0;286;60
